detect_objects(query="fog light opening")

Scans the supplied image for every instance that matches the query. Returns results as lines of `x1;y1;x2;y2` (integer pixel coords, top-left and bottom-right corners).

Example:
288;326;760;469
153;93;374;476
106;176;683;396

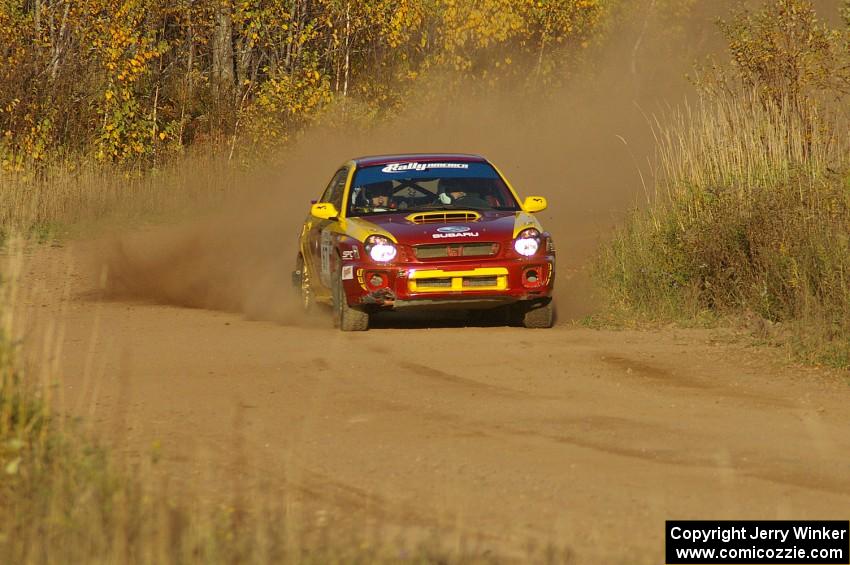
522;267;544;288
367;271;389;290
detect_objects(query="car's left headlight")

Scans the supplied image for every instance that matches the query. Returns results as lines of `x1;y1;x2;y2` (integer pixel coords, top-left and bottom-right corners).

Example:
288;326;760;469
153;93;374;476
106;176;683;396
514;228;540;256
364;235;397;262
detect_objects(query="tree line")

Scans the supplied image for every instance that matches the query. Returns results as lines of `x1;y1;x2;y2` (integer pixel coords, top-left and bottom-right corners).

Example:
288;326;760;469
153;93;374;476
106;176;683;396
0;0;603;167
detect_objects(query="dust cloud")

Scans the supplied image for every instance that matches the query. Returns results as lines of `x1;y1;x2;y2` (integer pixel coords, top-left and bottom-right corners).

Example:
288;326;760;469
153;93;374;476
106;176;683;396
103;1;739;323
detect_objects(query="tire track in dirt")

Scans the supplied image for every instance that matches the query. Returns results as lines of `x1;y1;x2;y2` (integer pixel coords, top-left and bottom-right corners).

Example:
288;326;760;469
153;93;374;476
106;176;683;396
305;359;850;497
601;353;794;407
389;354;850;494
395;359;552;400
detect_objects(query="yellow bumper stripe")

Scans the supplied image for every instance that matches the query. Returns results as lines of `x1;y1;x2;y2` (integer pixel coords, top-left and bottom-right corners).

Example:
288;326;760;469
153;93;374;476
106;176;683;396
408;267;509;293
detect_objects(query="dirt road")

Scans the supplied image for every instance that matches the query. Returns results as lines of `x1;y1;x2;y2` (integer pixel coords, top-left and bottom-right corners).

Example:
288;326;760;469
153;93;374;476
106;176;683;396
15;244;850;563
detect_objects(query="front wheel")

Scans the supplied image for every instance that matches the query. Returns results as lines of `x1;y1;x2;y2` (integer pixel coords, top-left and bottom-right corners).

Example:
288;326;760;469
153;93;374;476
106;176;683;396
332;268;369;331
295;255;314;312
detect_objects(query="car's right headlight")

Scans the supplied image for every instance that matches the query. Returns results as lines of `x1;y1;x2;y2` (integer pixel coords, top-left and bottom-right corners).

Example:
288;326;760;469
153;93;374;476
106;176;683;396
513;228;540;256
364;235;397;262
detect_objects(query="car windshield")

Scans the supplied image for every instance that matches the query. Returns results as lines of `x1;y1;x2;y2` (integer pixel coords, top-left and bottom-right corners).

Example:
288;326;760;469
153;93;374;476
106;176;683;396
347;161;521;216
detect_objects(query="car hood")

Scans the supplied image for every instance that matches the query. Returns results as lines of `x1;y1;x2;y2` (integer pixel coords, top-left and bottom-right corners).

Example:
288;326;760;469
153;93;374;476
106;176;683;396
346;210;541;245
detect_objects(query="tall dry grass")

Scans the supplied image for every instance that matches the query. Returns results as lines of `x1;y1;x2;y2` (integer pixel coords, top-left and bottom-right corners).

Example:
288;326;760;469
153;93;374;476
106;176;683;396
598;88;850;366
0;150;245;241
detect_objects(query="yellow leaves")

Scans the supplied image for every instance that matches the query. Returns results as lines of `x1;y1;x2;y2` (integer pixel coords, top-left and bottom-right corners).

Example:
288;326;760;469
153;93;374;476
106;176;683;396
0;0;607;165
244;62;332;149
430;0;602;82
96;24;161;164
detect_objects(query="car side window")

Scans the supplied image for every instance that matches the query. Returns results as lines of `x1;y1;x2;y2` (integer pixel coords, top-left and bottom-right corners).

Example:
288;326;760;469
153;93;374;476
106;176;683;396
321;168;348;210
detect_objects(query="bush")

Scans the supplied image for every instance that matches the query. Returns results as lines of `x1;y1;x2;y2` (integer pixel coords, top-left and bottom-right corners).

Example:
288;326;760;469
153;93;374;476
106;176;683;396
597;0;850;367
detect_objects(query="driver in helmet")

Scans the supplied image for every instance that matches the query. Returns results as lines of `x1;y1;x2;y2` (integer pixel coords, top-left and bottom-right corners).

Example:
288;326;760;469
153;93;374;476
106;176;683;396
437;178;489;208
366;181;395;210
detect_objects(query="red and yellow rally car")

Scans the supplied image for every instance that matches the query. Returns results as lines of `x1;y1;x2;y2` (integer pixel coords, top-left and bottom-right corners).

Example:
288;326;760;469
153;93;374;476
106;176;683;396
293;154;555;330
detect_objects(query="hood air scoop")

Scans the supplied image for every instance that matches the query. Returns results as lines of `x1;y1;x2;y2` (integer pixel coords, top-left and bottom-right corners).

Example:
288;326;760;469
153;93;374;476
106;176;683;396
406;211;481;224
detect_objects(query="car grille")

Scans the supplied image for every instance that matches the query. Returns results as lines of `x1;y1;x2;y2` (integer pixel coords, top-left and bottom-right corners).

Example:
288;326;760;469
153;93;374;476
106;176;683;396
462;276;498;287
414;243;499;260
414;277;453;288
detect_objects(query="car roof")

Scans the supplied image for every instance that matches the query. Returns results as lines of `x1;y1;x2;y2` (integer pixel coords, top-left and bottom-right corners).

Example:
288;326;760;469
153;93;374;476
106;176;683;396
352;153;488;167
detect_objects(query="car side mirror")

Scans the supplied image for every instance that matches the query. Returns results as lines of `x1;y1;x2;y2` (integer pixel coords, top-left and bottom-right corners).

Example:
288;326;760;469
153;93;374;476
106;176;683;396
523;196;547;213
311;202;339;220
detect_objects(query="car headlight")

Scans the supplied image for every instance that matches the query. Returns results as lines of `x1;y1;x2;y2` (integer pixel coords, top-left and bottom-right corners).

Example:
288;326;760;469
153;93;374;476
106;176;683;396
514;228;540;256
364;235;397;262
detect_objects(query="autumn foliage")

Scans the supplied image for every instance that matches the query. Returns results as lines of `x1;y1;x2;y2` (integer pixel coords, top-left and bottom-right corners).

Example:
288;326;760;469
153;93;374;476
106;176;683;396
0;0;603;167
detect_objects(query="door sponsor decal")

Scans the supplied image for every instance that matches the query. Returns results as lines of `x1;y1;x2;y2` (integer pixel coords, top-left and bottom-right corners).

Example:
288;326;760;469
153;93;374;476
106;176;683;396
320;230;332;285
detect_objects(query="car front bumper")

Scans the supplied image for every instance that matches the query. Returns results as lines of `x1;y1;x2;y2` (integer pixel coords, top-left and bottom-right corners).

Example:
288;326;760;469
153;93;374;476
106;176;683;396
342;256;555;310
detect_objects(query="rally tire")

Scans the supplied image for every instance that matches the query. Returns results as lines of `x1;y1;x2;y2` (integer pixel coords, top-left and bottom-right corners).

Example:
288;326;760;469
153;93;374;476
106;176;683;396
333;267;369;332
522;301;555;329
296;255;315;313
